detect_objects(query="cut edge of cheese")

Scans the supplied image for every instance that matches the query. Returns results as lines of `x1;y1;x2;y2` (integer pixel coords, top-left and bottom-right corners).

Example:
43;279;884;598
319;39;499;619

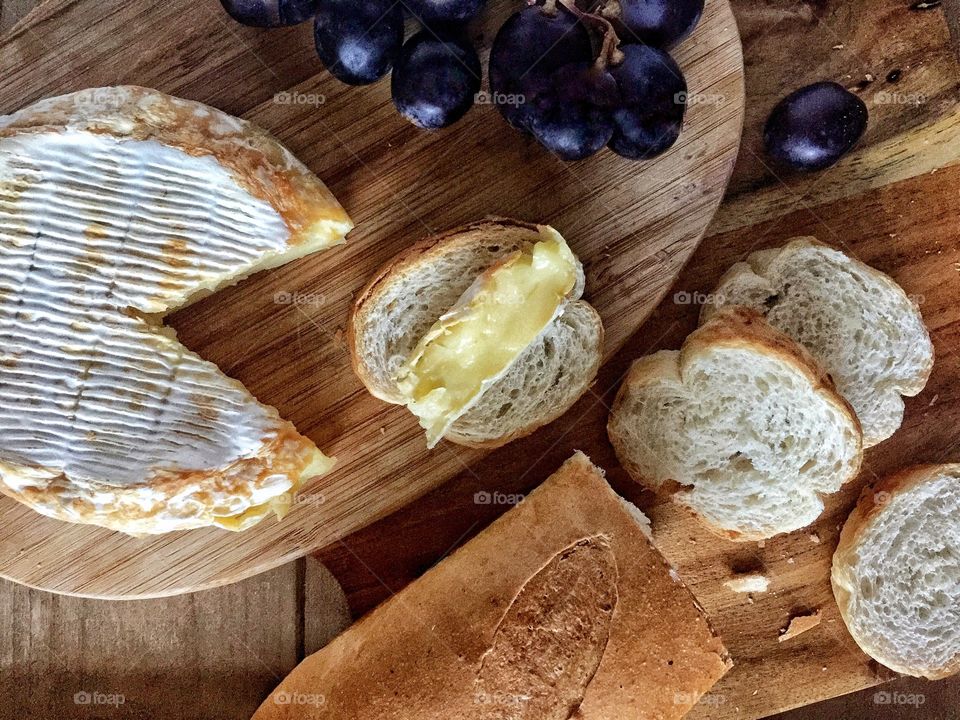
0;86;352;535
393;227;578;447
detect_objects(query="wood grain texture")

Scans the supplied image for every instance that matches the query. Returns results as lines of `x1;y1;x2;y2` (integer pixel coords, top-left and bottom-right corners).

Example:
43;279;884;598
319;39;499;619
0;0;744;598
1;564;304;720
4;0;960;719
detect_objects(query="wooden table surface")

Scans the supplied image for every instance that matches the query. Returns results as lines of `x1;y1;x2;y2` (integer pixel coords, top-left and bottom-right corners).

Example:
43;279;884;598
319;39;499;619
3;1;960;719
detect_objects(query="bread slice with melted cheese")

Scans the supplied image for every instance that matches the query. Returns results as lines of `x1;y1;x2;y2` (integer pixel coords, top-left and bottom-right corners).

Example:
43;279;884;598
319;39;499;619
0;86;353;535
349;219;603;449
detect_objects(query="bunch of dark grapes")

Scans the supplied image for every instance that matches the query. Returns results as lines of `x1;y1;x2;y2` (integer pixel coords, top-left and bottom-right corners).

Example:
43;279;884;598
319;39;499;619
490;0;700;161
221;0;485;130
220;0;723;162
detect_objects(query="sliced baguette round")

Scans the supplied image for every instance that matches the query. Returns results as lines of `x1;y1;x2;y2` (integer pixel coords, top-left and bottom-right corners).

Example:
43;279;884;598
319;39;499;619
349;218;602;449
608;307;863;541
702;237;933;447
832;464;960;679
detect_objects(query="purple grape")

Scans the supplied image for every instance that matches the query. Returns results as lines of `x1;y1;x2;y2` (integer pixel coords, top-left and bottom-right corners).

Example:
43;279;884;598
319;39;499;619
608;44;686;159
314;0;404;86
489;5;592;130
403;0;486;24
220;0;318;27
392;31;482;130
525;63;620;161
613;0;704;48
764;81;868;172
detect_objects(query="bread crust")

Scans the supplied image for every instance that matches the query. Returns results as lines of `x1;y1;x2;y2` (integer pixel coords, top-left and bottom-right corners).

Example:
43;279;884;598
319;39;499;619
252;453;731;720
832;463;960;679
608;308;863;542
349;218;602;447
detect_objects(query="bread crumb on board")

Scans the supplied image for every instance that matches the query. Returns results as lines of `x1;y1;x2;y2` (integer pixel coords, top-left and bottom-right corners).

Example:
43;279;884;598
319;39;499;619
724;574;769;594
779;611;822;642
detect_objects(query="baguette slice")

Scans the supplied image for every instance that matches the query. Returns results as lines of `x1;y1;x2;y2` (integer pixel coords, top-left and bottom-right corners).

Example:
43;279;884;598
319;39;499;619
703;238;933;446
608;308;863;541
349;219;603;449
253;452;731;720
832;464;960;679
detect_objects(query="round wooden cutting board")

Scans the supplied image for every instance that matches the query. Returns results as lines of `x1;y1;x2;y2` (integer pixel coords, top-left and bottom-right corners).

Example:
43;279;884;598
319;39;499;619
0;0;743;598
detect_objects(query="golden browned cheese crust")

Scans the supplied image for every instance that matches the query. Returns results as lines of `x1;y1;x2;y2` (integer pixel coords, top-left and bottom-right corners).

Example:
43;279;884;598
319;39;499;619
0;86;351;534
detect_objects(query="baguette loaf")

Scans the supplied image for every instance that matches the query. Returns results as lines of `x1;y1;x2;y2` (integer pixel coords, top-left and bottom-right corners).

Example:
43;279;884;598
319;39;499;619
252;453;731;720
349;219;603;449
608;308;863;541
703;238;933;446
832;464;960;679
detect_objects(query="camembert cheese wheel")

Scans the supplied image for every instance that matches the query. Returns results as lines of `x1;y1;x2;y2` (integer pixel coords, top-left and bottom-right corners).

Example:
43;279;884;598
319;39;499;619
0;86;353;534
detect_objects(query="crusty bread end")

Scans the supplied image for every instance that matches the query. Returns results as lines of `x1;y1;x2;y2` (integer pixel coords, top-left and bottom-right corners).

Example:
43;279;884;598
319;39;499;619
253;452;731;720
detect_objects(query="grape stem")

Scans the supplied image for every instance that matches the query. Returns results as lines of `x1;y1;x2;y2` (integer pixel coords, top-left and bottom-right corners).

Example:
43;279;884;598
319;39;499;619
555;0;624;69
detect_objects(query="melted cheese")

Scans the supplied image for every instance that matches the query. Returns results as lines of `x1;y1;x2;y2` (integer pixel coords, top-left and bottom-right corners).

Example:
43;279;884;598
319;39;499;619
394;228;577;447
0;94;351;535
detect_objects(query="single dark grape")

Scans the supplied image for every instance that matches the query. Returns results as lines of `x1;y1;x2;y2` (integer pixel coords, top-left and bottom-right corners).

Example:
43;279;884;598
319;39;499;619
764;81;868;172
489;5;592;130
613;0;704;48
220;0;318;27
314;0;404;85
608;44;686;160
403;0;486;24
525;63;620;161
392;31;482;130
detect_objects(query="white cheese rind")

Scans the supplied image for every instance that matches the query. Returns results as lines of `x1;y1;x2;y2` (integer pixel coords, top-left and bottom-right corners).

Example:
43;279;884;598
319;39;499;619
0;97;347;534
